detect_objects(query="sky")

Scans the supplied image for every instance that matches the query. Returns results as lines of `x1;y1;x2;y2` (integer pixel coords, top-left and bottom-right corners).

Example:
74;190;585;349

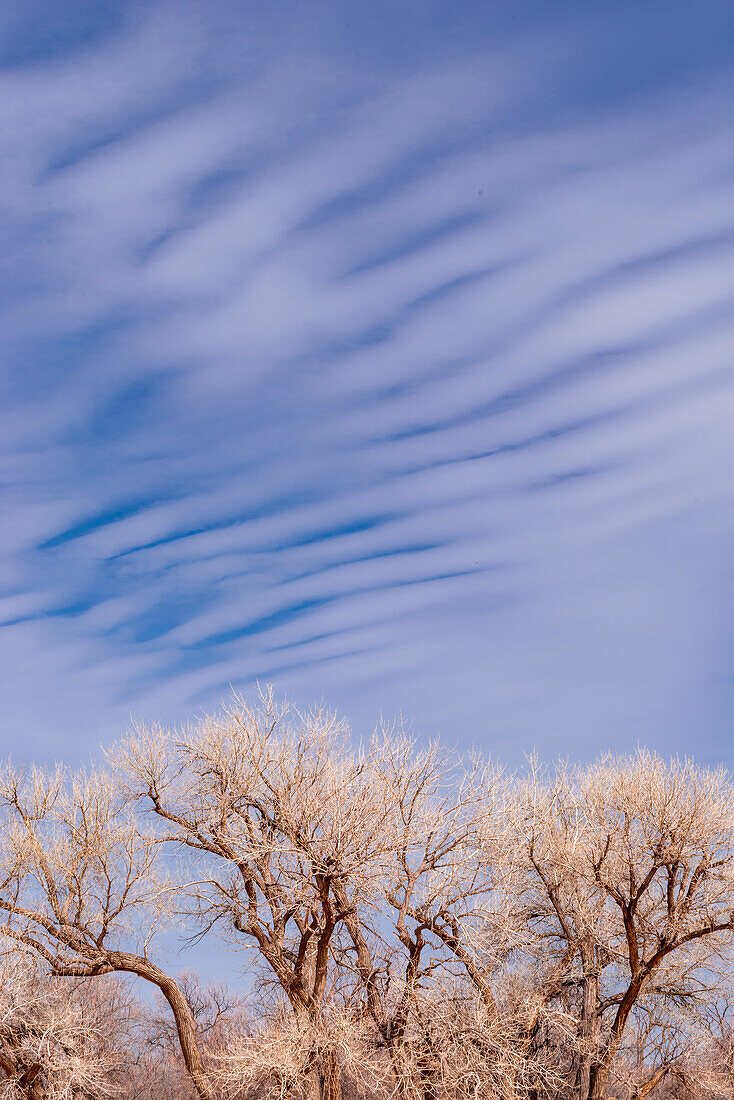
1;0;733;768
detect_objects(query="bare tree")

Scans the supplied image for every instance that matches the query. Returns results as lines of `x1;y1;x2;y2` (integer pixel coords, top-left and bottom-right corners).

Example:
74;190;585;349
114;689;402;1100
509;751;734;1100
0;765;217;1100
0;950;141;1100
112;696;573;1100
331;733;518;1098
323;730;561;1100
4;692;734;1100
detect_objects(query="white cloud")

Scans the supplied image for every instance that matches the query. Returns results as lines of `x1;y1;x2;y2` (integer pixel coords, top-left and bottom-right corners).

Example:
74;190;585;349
0;3;732;763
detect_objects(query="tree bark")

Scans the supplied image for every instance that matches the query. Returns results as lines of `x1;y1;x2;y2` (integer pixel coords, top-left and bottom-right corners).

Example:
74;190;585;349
319;1047;342;1100
105;952;215;1100
576;941;600;1100
633;1065;669;1100
588;1060;609;1100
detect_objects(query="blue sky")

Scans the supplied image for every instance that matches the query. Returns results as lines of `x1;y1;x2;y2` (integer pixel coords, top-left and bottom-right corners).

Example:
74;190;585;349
1;1;733;766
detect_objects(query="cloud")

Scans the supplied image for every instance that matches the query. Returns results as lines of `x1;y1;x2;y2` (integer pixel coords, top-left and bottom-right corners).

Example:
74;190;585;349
0;1;733;764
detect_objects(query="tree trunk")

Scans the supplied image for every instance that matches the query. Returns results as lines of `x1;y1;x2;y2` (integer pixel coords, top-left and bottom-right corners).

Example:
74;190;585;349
633;1065;669;1100
587;971;647;1100
106;952;215;1100
319;1048;342;1100
0;1051;44;1100
588;1056;616;1100
576;942;600;1100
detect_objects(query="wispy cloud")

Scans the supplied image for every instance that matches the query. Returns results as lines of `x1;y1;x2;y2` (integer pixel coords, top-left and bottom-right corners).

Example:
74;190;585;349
1;2;733;762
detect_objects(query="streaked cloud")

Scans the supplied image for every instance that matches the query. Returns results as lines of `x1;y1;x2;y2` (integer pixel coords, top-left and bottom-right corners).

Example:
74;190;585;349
0;1;732;763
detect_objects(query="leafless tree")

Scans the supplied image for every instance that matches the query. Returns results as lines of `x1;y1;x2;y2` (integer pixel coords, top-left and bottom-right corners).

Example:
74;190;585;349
508;751;734;1100
114;689;405;1100
0;765;217;1100
0;950;141;1100
4;693;734;1100
330;733;539;1099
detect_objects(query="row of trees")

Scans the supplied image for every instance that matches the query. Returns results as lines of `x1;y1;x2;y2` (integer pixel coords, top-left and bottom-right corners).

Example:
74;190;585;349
1;689;734;1100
